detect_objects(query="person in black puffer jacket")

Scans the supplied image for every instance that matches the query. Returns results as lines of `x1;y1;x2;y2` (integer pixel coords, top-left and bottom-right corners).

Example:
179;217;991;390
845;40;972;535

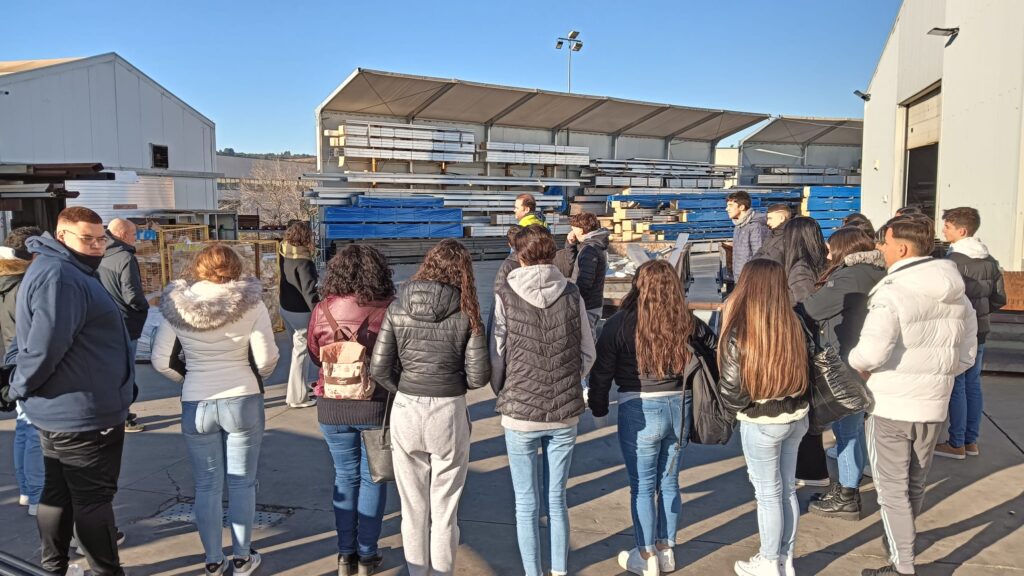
753;203;792;264
368;239;488;576
489;225;594;576
587;259;717;575
800;227;887;520
560;213;610;329
279;221;320;408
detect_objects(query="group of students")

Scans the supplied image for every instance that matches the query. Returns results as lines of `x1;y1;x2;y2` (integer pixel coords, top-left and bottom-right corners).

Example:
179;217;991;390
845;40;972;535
0;193;1005;576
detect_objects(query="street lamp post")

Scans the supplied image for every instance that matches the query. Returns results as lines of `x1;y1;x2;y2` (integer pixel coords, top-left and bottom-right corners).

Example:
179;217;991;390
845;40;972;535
554;30;583;94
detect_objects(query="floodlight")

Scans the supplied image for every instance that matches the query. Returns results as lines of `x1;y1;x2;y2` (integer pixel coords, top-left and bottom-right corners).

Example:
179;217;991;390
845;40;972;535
572;41;583;52
854;90;871;101
927;27;959;36
555;40;564;49
568;30;579;39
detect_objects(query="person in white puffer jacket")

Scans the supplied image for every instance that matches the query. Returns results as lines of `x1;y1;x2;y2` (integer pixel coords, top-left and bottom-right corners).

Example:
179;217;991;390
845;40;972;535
851;216;977;576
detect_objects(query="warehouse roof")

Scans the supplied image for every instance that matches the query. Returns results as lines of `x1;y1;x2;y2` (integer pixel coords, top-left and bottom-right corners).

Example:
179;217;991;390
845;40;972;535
318;68;769;142
741;116;863;146
0;57;84;76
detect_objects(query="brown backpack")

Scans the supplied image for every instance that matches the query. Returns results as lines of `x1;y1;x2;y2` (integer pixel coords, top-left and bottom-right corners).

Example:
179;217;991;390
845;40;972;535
320;308;383;401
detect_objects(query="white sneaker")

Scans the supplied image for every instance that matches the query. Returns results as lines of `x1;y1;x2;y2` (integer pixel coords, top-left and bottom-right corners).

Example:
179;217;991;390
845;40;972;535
618;548;659;576
779;555;795;576
795;478;830;488
735;554;782;576
19;494;30;506
288;399;317;408
232;550;262;576
28;504;38;516
656;547;676;573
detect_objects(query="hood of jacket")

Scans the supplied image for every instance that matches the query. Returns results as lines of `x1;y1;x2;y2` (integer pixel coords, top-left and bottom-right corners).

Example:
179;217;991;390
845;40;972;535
734;210;767;228
843;249;886;268
507;264;568;308
950;236;990;259
400;280;462;323
26;233;98;276
279;241;313;260
103;232;136;257
0;254;28;295
878;257;966;305
580;228;611;250
160;277;264;331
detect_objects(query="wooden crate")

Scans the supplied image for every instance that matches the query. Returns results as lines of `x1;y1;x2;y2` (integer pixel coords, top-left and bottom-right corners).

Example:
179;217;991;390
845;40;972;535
1005;271;1024;312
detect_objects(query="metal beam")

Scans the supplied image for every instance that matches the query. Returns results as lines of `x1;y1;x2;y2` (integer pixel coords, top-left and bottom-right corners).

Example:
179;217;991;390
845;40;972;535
662;111;723;141
552;98;609;132
803;121;848;145
407;82;457;121
612;106;672;137
485;92;539;126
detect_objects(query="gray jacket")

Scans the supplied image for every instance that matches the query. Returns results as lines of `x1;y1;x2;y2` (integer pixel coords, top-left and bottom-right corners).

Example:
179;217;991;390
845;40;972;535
98;232;150;340
732;210;770;280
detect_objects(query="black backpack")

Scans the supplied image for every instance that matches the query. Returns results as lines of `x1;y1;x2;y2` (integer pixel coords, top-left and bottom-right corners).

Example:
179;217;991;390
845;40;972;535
686;337;734;445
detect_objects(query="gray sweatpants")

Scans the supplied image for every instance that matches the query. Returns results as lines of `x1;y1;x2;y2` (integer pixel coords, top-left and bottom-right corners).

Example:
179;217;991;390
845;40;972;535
391;392;472;576
865;415;941;574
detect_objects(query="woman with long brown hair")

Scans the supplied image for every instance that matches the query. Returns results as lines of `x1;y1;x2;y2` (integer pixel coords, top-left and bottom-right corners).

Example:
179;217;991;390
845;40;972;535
589;260;717;576
368;239;489;576
719;259;810;576
800;227;886;522
279;220;319;408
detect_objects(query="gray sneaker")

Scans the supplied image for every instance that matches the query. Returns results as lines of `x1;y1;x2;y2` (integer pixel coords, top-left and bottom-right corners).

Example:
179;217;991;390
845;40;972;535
232;551;262;576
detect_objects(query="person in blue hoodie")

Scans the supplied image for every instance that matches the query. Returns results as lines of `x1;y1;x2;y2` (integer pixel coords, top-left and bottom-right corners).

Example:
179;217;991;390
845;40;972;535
6;207;133;576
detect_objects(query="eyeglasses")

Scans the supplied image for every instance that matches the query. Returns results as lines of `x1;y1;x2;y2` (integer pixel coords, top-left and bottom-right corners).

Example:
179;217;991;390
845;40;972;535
63;230;107;246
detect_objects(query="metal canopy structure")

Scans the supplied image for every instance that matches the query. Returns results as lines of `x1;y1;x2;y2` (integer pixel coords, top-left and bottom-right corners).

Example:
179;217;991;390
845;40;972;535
318;69;769;142
742;116;864;146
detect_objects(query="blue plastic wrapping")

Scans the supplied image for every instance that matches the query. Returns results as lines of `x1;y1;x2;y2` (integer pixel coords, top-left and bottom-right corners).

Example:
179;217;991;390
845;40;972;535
324;207;463;223
354;196;444;208
326;222;464;240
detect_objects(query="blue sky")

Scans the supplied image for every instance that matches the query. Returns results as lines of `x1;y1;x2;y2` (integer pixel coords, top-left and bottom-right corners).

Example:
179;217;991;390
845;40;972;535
4;0;900;154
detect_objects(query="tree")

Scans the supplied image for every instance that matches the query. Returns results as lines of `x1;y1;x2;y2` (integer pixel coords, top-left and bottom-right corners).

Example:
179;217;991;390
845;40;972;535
235;159;312;226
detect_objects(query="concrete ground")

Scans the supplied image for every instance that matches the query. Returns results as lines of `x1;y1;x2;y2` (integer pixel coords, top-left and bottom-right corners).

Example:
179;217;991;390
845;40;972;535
2;255;1023;575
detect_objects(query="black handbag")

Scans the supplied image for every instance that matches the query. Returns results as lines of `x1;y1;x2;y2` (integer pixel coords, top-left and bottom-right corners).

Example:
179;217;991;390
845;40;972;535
800;319;873;434
361;392;395;483
686;339;734;446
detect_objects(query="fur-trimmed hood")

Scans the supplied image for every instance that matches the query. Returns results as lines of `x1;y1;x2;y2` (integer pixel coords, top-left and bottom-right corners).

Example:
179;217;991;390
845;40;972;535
160;277;264;331
843;249;886;269
0;257;30;277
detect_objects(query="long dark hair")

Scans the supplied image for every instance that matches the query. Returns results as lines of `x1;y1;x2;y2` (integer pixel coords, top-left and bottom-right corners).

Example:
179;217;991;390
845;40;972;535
718;259;808;401
817;227;876;286
321;244;395;304
411;239;483;335
783;216;827;277
620;260;692;377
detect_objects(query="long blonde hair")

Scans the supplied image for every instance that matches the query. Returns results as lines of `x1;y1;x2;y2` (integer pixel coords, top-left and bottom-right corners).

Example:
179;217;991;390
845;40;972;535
719;259;808;400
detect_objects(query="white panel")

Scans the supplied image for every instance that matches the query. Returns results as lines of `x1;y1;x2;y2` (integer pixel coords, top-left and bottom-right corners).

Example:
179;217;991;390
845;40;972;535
805;146;862;170
61;68;94;161
30;73;64;161
669;140;713;162
569;132;610;159
906;92;941;149
173;177;217;210
896;0;946;103
203;126;213;172
616;136;666;160
0;77;35;162
182;114;205;172
88;61;119;165
862;11;903;225
489;126;553;145
114;62;143;169
139;79;164;168
65;175;175;223
161;95;184;171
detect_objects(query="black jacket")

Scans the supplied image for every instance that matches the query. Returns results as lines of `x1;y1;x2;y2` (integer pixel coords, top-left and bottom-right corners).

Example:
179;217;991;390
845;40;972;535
754;221;786;264
98;233;150;340
279;243;319;313
563;229;610;310
948;251;1006;343
369;280;489;397
588;310;717;418
494;253;520;289
800;250;887;360
718;327;812;421
787;260;819;306
0;258;29;350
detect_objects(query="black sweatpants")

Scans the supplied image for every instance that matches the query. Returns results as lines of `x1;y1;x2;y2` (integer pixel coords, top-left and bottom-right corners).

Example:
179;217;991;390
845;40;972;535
37;426;126;576
796;431;829;481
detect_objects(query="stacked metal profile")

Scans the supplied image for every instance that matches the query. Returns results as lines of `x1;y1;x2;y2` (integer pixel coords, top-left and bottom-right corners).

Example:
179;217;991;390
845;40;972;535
572;158;737;216
753;165;861;186
324;121;475;165
800;186;862;239
479;142;589;165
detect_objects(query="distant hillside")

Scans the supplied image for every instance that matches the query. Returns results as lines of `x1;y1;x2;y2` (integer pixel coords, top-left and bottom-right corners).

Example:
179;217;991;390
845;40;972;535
218;149;315;161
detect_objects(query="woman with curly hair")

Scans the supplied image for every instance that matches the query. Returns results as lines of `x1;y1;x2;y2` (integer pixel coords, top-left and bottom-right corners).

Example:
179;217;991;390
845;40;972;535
369;239;489;576
279;220;320;408
307;245;396;576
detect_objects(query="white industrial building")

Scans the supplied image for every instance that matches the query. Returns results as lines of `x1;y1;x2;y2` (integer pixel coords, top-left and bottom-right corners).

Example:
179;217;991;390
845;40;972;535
860;0;1024;271
0;53;218;224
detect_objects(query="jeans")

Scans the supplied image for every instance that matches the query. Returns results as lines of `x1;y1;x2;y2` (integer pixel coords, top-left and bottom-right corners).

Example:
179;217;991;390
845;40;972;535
832;412;867;489
38;426;126;576
948;343;985;448
14;411;44;505
280;308;315;405
504;426;578;576
320;423;387;558
617;393;691;552
740;415;809;562
181;394;265;565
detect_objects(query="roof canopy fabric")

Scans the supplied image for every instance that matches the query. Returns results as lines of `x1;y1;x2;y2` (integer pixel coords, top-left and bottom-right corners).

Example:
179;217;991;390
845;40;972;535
318;69;769;142
742;116;863;146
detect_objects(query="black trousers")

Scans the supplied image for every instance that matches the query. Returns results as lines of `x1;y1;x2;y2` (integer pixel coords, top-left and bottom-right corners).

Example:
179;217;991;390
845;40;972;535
37;426;126;576
796;431;830;481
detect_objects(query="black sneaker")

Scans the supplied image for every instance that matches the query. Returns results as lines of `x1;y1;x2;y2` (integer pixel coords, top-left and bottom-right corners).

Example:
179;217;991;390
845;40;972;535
809;486;861;521
337;553;357;576
862;565;915;575
357;553;383;576
809;481;841;503
125;417;145;433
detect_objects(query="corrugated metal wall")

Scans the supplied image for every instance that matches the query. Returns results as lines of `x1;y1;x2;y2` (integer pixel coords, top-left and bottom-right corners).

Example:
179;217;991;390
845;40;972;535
65;175;174;223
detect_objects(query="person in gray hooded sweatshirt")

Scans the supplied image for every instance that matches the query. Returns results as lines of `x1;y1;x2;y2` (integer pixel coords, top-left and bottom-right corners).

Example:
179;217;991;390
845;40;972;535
490;224;596;576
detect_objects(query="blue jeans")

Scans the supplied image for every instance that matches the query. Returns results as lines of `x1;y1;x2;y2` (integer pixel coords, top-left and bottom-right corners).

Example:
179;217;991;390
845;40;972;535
948;343;985;448
182;394;265;564
832;412;867;489
320;423;387;558
740;415;809;561
14;412;44;505
617;393;691;552
504;425;578;576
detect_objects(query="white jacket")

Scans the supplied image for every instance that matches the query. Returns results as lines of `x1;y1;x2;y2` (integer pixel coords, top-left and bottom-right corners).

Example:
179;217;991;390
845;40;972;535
849;257;977;423
152;278;280;402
